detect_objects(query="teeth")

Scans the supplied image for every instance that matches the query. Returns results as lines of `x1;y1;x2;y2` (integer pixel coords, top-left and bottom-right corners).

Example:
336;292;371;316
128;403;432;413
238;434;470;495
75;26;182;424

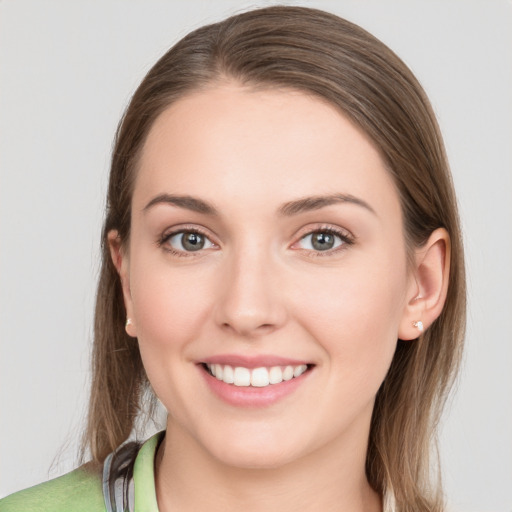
214;364;223;380
269;366;283;384
293;365;305;377
206;363;308;387
223;364;234;384
283;365;294;381
233;367;251;387
251;367;269;387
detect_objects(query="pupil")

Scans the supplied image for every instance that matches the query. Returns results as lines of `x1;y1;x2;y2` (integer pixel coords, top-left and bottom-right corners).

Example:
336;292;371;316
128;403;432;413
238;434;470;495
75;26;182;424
312;232;334;251
182;233;204;251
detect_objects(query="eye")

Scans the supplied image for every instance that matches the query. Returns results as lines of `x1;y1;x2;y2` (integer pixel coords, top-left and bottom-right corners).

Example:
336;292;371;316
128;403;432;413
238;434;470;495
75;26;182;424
296;229;349;252
164;230;215;253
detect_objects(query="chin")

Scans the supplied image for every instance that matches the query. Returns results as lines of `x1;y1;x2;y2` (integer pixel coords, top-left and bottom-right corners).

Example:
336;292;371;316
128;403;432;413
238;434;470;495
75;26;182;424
197;425;313;471
212;444;298;470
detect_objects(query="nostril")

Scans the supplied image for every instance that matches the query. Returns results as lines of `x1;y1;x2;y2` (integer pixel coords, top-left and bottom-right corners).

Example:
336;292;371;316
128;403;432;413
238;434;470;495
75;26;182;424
220;321;277;337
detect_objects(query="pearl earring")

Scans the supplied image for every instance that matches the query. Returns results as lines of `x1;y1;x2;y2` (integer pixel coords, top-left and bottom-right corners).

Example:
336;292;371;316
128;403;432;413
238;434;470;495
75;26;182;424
125;318;133;329
413;320;424;333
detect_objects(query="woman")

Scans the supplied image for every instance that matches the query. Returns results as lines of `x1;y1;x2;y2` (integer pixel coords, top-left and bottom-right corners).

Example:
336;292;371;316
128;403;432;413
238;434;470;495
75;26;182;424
1;5;465;512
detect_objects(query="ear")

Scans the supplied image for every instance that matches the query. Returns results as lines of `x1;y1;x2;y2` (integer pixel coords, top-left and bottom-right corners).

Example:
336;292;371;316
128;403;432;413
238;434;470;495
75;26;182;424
108;230;137;337
398;228;451;340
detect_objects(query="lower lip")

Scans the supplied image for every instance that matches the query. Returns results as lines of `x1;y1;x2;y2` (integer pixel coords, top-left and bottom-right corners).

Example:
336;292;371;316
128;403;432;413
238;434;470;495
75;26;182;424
199;365;312;407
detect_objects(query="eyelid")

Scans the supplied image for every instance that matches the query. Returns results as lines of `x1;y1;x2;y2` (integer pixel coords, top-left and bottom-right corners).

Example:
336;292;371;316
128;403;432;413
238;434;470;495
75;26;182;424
290;224;355;253
156;223;354;257
157;224;219;255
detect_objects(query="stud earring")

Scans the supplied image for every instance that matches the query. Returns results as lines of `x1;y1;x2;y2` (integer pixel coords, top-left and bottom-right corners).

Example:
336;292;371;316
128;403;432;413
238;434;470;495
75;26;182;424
125;318;133;330
413;320;424;333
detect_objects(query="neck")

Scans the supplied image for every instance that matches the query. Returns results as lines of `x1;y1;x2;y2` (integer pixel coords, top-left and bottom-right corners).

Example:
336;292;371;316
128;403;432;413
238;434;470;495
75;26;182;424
155;419;381;512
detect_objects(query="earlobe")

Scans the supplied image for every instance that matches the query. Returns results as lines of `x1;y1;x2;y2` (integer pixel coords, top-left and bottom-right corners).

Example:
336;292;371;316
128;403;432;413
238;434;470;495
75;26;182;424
398;228;451;340
125;317;136;337
107;230;137;337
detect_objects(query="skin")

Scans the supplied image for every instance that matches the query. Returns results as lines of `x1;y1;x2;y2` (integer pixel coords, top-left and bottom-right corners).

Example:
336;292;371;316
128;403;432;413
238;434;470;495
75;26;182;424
109;83;450;512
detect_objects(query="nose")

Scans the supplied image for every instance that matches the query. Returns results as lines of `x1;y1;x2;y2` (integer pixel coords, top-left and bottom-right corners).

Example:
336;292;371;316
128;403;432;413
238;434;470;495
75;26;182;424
214;248;287;338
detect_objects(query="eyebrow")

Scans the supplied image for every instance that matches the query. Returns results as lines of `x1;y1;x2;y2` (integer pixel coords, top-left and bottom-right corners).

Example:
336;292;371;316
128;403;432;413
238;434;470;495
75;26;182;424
279;193;376;216
143;194;218;215
143;192;376;217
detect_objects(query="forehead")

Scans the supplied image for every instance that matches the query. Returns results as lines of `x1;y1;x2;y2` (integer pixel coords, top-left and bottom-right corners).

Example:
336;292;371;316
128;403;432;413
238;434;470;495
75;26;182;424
133;84;400;220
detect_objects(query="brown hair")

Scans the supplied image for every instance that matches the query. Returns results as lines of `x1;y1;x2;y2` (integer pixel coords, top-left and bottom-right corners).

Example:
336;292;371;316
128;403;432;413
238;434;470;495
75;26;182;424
84;6;465;510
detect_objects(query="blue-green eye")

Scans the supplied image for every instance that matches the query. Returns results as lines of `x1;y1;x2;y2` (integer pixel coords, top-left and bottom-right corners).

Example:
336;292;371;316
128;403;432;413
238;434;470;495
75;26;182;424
166;231;215;252
298;231;345;251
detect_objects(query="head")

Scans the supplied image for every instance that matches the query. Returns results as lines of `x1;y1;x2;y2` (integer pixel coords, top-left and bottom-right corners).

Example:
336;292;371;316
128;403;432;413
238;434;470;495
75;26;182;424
85;6;465;510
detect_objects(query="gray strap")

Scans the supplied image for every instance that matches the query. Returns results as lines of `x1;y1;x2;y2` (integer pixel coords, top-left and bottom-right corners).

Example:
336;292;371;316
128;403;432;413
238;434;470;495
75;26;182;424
102;445;137;512
102;452;115;512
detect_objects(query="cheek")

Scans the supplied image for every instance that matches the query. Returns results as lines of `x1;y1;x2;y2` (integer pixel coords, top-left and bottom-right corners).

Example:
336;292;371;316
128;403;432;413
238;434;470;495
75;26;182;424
294;253;408;379
130;257;212;343
127;256;218;412
126;256;217;403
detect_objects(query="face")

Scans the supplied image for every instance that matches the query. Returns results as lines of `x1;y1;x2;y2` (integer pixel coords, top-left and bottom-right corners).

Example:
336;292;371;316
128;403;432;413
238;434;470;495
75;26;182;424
115;84;417;469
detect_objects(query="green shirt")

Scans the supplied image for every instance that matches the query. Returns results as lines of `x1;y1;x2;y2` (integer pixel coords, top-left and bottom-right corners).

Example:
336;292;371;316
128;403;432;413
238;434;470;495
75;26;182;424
0;433;162;512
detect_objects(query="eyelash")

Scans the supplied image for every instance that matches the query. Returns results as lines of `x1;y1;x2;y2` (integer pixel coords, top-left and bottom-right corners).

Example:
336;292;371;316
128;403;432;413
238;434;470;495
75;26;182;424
157;225;354;257
157;226;215;257
293;226;354;257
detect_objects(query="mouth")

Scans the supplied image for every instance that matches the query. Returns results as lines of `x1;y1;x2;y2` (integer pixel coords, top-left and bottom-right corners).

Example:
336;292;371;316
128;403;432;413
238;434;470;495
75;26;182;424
201;362;312;388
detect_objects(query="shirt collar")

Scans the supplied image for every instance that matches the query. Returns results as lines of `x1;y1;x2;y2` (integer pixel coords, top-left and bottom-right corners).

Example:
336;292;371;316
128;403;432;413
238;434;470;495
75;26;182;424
133;431;165;511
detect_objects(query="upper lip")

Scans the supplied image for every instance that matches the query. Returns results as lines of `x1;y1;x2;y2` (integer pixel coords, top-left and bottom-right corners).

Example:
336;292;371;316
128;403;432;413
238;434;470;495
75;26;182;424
200;354;311;368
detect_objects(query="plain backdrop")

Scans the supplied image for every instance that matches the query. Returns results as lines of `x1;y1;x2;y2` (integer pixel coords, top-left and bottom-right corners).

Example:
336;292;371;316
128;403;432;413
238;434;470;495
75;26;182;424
1;1;511;510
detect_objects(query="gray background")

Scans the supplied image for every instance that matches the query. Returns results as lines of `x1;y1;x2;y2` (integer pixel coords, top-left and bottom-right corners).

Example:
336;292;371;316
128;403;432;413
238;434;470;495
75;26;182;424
1;1;511;510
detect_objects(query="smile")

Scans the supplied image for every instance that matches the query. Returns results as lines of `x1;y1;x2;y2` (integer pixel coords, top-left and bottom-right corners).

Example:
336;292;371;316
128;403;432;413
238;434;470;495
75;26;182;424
205;363;309;387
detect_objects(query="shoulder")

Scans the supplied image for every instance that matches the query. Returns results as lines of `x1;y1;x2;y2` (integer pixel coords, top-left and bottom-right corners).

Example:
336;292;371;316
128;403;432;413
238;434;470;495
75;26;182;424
0;464;105;512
